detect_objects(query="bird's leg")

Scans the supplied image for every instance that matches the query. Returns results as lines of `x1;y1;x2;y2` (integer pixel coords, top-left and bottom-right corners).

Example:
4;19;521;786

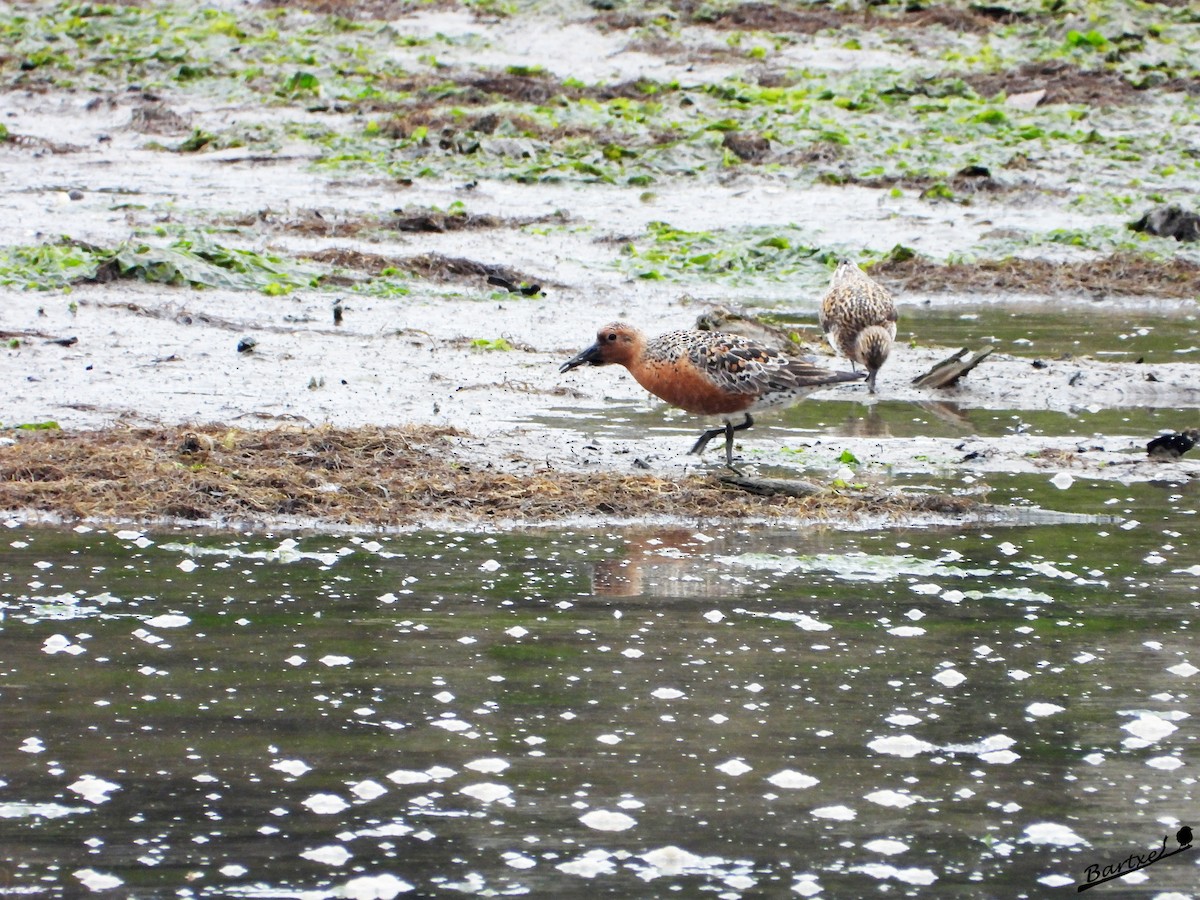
723;414;754;470
731;413;754;433
690;414;754;465
866;369;878;394
689;425;726;456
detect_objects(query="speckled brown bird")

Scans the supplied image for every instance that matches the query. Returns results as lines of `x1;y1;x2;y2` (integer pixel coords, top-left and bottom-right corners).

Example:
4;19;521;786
560;322;865;468
819;260;898;394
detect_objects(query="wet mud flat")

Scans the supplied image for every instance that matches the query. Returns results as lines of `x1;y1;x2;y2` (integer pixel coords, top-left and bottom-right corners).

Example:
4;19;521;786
1;0;1198;532
2;272;1198;531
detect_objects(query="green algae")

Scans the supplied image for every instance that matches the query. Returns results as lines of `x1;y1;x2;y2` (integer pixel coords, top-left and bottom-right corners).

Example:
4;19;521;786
0;235;322;294
619;221;836;286
1;0;1199;295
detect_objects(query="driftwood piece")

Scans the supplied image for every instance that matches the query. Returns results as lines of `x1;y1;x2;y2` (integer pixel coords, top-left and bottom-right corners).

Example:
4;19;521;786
719;474;824;497
912;345;994;389
0;329;79;346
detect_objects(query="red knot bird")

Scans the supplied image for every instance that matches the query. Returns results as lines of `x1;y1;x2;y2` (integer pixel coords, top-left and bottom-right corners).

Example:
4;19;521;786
560;322;865;469
819;260;898;394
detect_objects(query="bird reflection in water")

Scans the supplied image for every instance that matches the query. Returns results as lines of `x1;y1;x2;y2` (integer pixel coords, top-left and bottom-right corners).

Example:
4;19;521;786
589;529;738;599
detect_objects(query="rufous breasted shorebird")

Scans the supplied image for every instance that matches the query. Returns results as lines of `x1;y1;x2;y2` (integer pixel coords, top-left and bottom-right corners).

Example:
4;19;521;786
819;260;898;394
560;322;865;469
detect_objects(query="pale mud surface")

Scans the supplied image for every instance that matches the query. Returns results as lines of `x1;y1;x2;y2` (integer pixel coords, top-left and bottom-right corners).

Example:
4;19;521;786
2;4;1199;510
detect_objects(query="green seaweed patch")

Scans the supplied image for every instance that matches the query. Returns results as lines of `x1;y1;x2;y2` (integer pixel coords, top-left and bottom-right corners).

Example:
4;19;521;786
619;221;837;287
0;235;322;294
469;337;514;352
981;223;1200;259
4;421;61;431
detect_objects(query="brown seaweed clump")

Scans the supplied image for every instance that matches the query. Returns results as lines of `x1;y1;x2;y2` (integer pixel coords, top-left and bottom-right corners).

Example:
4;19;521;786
0;425;975;529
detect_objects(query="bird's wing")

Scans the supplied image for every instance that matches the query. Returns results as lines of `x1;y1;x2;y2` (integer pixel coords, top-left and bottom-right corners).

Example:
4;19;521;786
818;294;835;333
686;335;783;394
689;335;851;394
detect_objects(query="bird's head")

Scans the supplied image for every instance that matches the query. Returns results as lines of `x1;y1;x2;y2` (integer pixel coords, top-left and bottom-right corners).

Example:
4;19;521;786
831;259;865;287
560;322;643;372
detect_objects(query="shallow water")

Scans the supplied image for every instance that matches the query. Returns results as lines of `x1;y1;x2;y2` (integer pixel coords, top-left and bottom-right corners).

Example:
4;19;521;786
773;304;1200;366
2;484;1196;898
544;396;1200;448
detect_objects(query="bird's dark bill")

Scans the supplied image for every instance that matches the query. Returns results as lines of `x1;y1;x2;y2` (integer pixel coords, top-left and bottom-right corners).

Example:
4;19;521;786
559;342;604;373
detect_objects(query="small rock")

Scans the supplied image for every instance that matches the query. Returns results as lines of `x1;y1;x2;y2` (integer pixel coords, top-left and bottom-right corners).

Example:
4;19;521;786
1005;88;1046;110
722;131;771;163
237;337;257;354
1147;429;1199;460
178;432;214;457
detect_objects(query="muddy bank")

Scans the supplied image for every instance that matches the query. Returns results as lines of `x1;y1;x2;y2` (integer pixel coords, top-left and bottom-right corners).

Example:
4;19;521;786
0;424;987;530
2;277;1199;520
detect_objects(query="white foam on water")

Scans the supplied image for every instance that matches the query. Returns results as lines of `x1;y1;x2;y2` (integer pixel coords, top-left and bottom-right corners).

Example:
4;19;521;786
350;780;387;800
715;759;751;777
301;844;352;866
465;758;509;773
302;793;349;815
811;805;856;821
459;783;512;803
1122;713;1178;742
74;869;123;891
556;849;617;878
869;735;936;758
337;873;414;898
851;863;936;885
766;770;819;790
69;775;120;805
272;759;311;777
1026;703;1065;717
579;810;636;831
145;614;190;628
1021;823;1085;846
864;790;915;808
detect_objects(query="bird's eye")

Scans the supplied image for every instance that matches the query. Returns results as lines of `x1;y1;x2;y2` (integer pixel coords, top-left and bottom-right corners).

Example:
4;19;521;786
606;332;617;342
